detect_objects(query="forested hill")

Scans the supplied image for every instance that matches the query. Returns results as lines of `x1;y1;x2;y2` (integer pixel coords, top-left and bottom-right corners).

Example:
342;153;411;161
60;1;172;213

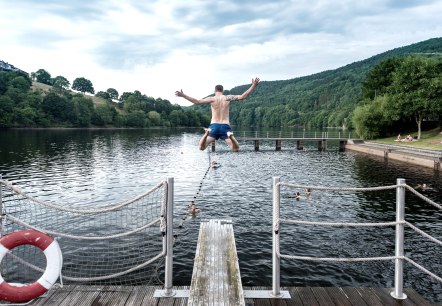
218;37;442;129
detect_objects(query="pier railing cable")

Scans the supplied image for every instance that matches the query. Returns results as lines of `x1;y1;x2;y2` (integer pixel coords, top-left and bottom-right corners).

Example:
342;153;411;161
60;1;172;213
0;176;174;288
236;130;352;139
272;177;442;300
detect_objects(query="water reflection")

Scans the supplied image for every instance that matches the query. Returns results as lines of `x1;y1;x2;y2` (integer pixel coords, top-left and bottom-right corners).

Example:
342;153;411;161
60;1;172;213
0;129;440;302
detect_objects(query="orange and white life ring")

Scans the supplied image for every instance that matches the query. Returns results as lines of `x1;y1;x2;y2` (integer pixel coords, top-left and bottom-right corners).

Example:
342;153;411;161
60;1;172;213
0;230;63;303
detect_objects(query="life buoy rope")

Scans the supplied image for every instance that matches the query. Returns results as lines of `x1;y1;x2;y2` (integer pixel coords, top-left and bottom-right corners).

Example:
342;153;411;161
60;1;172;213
0;230;63;303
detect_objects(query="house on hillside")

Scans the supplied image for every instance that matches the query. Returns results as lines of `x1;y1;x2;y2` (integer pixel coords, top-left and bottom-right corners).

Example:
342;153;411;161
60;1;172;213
0;60;28;75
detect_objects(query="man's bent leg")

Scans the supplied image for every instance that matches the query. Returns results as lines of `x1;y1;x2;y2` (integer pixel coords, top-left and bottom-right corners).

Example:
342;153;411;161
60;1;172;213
199;129;214;150
226;132;239;152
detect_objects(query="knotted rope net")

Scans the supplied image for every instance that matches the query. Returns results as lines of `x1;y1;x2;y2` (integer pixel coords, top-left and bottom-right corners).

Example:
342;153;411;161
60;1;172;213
0;179;168;286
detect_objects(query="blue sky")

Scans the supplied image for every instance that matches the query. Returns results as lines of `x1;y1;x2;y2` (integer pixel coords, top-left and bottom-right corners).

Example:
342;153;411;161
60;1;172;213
1;0;441;105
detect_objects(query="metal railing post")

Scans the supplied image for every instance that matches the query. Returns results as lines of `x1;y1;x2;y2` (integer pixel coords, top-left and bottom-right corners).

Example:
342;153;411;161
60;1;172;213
164;177;175;296
271;177;282;297
391;178;407;300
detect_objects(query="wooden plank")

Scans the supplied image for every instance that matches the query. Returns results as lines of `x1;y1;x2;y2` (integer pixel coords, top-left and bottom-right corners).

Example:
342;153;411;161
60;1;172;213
125;286;152;306
140;286;158;306
403;288;433;306
297;287;319;306
286;287;304;306
370;288;416;306
58;285;101;306
188;220;244;305
354;287;384;306
90;285;132;306
30;284;76;306
311;287;336;305
323;287;352;306
340;287;370;306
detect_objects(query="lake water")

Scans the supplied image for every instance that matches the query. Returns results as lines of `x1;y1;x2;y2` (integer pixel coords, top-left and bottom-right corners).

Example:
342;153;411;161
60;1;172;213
0;129;441;302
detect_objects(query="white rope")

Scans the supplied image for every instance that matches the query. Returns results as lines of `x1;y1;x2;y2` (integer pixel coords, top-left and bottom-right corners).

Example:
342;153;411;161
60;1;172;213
279;253;399;262
0;179;166;214
279;182;398;192
159;180;168;234
404;185;442;210
280;218;400;227
5;215;161;240
404;257;442;283
405;221;442;247
7;250;165;282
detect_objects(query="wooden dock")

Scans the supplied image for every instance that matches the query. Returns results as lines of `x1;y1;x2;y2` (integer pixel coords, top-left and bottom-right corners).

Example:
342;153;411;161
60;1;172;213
24;285;438;305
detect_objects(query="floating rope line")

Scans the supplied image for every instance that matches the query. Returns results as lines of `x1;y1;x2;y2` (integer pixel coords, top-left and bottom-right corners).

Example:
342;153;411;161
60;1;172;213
173;146;216;246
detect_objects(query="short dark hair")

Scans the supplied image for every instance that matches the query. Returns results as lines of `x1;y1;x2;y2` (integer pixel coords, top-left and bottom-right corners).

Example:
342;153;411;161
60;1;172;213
215;85;223;92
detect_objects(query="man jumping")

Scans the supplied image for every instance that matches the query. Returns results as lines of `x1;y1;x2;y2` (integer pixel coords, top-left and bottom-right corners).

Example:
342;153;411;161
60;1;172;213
175;77;260;151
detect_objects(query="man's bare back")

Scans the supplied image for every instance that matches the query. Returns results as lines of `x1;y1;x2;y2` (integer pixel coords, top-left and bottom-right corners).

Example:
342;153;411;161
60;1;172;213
175;78;260;151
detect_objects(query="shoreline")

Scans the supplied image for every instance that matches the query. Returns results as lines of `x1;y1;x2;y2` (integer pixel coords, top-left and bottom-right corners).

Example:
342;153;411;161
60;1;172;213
346;141;442;171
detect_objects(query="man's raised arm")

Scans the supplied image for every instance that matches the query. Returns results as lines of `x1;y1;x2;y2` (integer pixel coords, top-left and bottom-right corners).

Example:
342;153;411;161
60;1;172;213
237;77;260;100
175;90;213;105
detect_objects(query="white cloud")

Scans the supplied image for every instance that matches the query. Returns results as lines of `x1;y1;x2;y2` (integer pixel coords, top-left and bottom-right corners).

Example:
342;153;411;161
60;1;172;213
0;0;440;106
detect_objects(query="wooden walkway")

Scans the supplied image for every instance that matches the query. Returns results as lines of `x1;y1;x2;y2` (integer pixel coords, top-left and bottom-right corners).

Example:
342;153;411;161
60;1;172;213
23;285;439;305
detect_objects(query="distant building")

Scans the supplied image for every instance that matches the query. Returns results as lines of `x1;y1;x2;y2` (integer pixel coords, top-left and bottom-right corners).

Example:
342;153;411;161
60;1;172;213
0;60;28;75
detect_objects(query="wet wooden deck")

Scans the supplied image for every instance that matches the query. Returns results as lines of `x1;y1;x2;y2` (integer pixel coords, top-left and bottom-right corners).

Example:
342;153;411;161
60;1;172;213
23;285;438;305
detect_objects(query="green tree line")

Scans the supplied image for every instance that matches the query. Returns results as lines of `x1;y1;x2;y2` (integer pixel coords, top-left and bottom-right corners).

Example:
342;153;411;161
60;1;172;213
352;56;442;139
0;70;210;128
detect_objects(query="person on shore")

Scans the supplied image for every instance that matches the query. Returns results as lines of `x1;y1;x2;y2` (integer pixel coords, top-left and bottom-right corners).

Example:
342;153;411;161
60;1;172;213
396;134;401;141
175;78;260;151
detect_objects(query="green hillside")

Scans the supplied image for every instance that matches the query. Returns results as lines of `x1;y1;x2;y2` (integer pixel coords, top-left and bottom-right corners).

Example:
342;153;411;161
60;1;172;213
218;37;442;128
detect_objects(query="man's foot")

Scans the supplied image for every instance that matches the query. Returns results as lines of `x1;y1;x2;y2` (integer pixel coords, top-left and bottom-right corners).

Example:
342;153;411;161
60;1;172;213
227;132;240;152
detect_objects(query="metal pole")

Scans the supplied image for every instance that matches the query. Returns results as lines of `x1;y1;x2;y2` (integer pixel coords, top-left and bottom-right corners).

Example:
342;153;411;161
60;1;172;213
164;177;175;296
272;177;282;297
391;178;407;300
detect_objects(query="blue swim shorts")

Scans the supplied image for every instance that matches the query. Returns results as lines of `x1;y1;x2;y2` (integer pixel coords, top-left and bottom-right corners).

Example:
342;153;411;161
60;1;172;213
208;124;232;140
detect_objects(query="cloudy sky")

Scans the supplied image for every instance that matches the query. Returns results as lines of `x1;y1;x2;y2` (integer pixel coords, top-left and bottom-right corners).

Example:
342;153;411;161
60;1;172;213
1;0;441;105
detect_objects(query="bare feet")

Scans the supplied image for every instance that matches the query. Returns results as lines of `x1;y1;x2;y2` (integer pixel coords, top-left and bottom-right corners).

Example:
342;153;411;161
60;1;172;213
227;132;240;152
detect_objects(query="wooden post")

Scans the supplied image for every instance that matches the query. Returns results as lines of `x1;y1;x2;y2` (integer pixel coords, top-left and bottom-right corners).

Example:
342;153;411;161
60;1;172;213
211;142;215;152
296;140;304;150
254;140;259;151
276;140;282;151
318;140;325;151
339;140;346;152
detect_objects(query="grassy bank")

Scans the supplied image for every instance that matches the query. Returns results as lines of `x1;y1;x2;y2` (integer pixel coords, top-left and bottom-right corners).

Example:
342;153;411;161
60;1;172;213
372;128;442;150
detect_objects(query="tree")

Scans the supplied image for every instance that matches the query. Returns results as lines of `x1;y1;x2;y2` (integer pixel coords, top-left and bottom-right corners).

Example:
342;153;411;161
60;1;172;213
72;77;95;94
95;91;111;100
52;76;70;92
93;104;114;126
362;58;402;100
72;96;94;126
389;57;442;139
106;88;119;100
147;111;161;126
34;69;52;85
42;92;69;121
352;96;391;139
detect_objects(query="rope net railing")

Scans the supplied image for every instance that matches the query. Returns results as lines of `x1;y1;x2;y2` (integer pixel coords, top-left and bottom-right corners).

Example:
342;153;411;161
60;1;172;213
275;180;442;285
0;178;168;286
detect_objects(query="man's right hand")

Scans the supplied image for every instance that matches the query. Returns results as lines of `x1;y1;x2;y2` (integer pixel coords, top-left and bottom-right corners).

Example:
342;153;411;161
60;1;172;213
175;89;184;97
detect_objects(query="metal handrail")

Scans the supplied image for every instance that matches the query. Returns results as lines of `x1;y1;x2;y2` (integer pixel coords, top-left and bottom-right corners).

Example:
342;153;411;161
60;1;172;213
272;177;442;300
236;130;353;139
